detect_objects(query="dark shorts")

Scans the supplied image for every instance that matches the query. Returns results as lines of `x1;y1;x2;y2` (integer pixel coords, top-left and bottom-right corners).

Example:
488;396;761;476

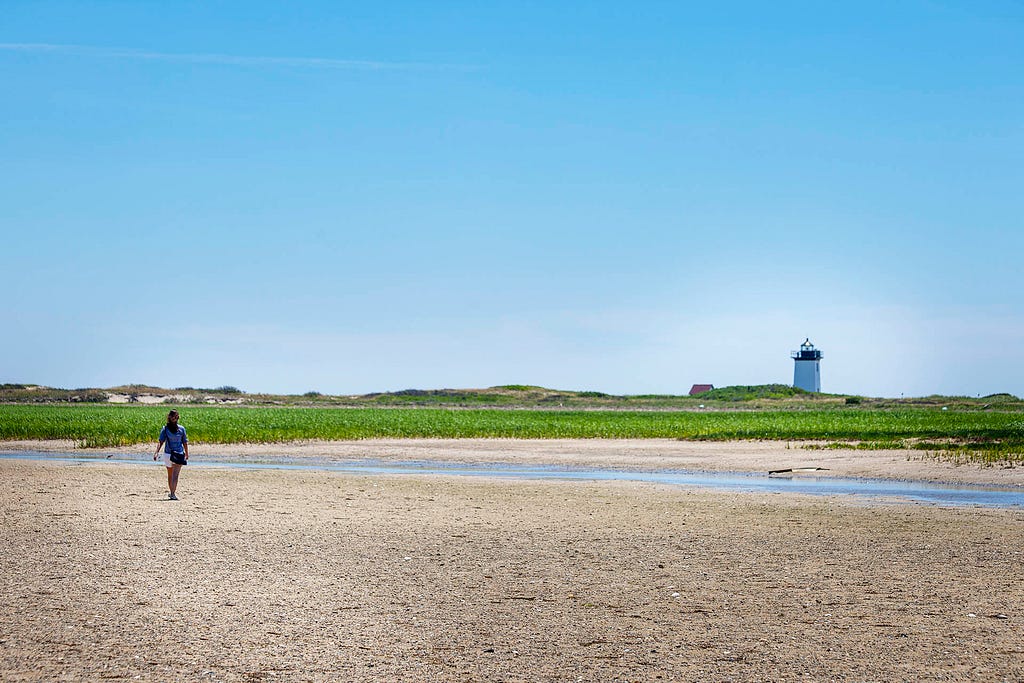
169;452;187;466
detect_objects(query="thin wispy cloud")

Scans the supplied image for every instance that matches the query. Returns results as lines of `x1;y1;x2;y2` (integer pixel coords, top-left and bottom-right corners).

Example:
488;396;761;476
0;43;474;71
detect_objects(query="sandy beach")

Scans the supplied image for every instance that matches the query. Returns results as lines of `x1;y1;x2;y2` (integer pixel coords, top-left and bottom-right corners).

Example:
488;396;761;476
2;440;1023;681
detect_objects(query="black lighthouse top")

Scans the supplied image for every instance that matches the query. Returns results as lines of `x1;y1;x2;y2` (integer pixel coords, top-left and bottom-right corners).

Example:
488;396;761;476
791;338;823;361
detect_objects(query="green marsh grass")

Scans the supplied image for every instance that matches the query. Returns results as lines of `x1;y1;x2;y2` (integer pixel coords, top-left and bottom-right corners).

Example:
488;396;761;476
1;404;1022;463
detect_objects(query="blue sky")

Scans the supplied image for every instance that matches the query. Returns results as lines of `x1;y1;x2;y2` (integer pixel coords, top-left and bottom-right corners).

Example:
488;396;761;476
3;1;1022;397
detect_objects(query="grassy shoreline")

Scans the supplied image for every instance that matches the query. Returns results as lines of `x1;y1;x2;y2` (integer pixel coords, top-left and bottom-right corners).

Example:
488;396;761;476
1;404;1021;463
4;382;1022;410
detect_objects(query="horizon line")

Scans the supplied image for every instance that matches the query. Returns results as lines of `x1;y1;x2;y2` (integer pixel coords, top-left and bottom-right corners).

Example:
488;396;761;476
2;381;1016;401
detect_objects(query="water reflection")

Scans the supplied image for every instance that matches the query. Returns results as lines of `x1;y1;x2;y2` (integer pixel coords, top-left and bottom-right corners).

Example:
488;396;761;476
3;451;1022;508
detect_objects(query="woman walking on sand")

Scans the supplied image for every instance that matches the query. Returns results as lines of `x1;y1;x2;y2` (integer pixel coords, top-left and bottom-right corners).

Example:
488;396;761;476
153;409;188;500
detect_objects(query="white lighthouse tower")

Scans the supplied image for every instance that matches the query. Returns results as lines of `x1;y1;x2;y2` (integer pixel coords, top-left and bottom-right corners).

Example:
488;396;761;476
791;338;822;392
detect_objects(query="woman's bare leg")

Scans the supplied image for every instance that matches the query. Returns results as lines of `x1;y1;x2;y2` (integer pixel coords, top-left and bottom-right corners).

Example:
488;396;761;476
170;465;181;495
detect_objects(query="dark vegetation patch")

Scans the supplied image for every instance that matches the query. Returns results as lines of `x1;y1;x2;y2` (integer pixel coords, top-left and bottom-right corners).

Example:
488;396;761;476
4;383;1022;416
695;384;812;401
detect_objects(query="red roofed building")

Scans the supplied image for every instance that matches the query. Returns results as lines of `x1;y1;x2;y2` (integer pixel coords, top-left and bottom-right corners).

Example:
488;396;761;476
689;384;714;396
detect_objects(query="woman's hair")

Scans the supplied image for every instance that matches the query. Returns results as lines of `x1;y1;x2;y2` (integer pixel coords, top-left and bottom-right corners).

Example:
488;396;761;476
166;410;180;433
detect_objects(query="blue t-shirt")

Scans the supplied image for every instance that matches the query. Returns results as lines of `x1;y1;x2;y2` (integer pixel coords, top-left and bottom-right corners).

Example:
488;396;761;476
159;425;188;454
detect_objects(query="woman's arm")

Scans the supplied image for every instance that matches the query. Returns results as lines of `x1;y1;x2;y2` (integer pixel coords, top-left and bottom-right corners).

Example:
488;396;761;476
183;441;189;461
154;439;164;460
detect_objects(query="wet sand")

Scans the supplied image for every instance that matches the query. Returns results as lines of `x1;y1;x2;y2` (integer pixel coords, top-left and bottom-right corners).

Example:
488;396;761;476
5;437;1024;486
2;442;1023;681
